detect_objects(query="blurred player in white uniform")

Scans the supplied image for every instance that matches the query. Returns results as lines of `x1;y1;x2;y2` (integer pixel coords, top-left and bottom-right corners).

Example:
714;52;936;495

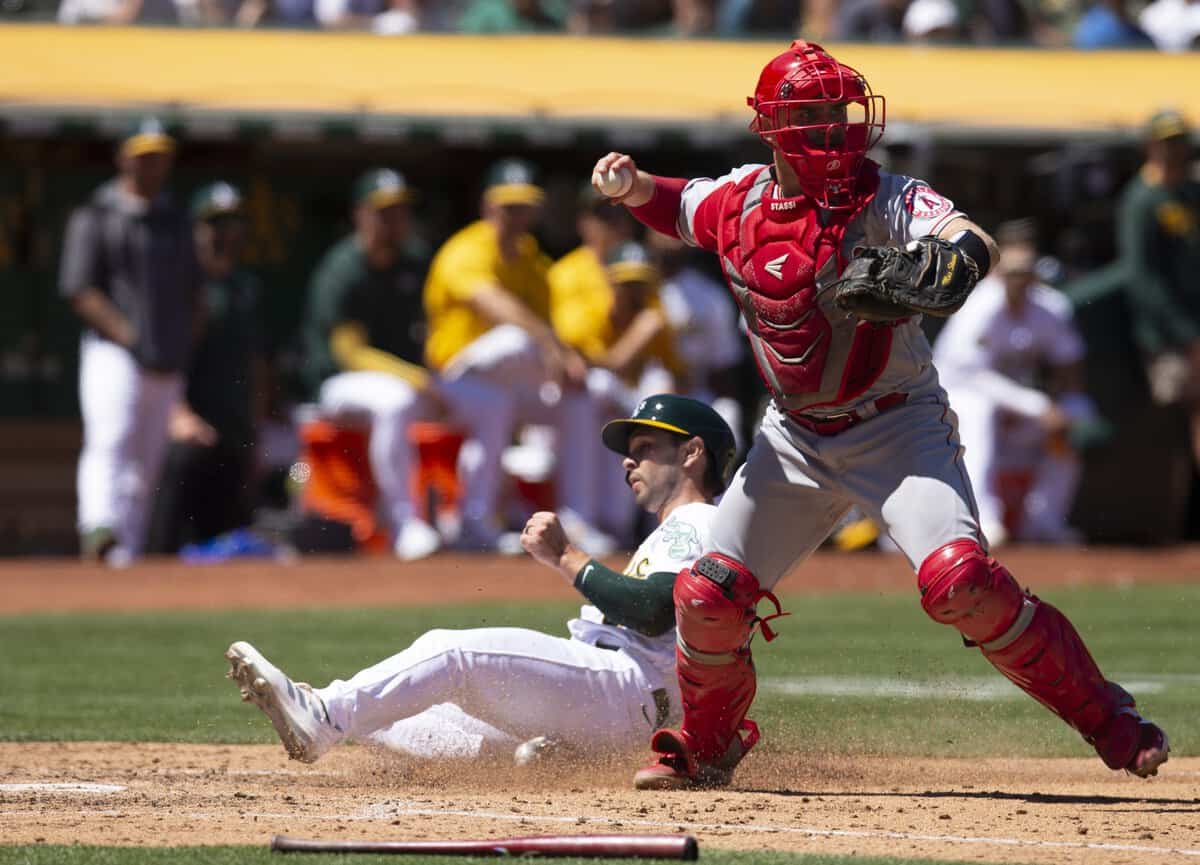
226;396;737;763
648;232;746;452
934;225;1097;545
59;118;201;564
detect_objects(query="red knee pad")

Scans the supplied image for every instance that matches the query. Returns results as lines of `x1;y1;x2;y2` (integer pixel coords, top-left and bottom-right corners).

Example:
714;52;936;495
672;554;784;762
917;539;1024;645
674;554;763;653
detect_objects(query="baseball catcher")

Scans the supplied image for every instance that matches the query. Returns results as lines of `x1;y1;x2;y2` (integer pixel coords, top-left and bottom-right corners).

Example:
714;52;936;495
592;39;1168;791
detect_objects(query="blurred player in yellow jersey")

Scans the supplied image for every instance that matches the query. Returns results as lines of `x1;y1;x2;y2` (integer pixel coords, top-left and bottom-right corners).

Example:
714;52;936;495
550;189;679;398
549;191;682;543
424;158;619;552
549;188;633;366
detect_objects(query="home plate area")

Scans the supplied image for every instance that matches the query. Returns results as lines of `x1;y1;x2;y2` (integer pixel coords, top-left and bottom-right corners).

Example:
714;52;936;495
1;742;1196;865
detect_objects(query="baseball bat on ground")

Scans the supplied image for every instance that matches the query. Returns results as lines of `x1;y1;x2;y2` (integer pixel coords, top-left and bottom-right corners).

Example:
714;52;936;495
270;833;699;859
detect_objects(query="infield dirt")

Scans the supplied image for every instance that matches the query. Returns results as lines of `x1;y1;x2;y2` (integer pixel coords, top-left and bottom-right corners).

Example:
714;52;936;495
1;742;1195;865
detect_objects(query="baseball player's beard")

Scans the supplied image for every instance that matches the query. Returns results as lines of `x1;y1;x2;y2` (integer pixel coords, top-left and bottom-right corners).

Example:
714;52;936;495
630;465;687;517
628;474;660;514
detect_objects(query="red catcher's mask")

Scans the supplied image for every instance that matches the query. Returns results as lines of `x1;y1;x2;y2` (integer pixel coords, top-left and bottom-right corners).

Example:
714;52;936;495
747;41;885;210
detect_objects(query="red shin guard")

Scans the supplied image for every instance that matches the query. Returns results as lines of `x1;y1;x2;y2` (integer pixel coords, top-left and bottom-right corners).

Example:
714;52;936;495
670;554;783;763
918;540;1127;748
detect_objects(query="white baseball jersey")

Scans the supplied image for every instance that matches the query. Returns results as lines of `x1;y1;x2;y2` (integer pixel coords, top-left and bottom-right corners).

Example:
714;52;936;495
657;270;746;449
568;501;717;693
932;276;1087;541
659;269;743;383
933;275;1084;420
320;502;716;760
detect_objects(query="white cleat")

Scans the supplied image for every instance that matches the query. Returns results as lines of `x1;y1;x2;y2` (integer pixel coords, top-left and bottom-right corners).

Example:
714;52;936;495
393;519;442;561
225;641;341;763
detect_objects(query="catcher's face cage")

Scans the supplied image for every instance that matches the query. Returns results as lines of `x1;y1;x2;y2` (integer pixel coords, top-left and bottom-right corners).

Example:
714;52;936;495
748;47;885;210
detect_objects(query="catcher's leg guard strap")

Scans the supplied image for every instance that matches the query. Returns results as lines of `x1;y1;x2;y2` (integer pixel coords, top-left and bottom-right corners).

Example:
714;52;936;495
673;553;778;762
983;599;1128;744
919;540;1126;745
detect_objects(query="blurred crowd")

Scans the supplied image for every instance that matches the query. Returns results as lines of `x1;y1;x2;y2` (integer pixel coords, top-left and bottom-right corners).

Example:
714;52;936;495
1;0;1197;51
59;105;1198;566
62;116;746;564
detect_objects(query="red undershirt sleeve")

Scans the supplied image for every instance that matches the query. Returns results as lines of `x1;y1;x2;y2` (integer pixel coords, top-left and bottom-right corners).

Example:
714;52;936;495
628;175;688;239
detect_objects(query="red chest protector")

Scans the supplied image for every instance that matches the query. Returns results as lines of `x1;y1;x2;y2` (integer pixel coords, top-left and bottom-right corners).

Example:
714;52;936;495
716;162;892;409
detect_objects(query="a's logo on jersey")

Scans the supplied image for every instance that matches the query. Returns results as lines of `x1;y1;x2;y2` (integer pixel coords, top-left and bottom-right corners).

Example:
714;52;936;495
660;518;700;561
764;254;788;280
905;186;952;219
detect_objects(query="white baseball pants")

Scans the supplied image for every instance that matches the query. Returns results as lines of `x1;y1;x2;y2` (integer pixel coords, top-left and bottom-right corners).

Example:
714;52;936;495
76;334;182;558
316;627;662;755
318;371;512;530
441;325;616;531
953;391;1081;543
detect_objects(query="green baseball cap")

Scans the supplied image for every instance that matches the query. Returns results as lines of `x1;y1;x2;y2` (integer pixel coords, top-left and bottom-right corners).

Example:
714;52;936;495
606;241;659;285
120;115;175;158
602;393;738;493
354;168;412;209
484;158;544;206
190;181;243;221
1145;109;1190;142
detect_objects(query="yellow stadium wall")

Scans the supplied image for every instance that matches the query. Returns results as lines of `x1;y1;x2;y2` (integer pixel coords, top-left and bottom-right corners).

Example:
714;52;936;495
5;25;1198;133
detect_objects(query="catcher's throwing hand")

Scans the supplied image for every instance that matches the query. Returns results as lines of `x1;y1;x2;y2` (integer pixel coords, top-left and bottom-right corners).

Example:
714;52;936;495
831;236;980;323
590;153;653;208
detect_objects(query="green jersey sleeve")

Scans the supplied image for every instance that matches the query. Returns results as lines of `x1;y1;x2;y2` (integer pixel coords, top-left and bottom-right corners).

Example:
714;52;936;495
1118;182;1200;354
573;560;676;637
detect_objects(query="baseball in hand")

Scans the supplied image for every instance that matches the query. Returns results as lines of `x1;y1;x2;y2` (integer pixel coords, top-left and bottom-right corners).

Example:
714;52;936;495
598;166;634;198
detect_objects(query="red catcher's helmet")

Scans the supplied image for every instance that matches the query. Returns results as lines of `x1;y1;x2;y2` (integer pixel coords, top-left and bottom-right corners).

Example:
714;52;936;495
747;41;885;210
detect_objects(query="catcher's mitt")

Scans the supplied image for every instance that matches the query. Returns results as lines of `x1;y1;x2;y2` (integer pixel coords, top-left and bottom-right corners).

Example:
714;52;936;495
830;237;980;323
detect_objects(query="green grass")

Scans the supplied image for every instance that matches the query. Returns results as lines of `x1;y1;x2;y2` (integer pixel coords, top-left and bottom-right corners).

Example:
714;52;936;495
0;585;1194;758
0;847;1029;865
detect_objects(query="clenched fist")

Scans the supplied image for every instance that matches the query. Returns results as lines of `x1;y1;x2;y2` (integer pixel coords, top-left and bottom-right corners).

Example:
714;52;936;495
521;511;591;584
520;511;569;568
